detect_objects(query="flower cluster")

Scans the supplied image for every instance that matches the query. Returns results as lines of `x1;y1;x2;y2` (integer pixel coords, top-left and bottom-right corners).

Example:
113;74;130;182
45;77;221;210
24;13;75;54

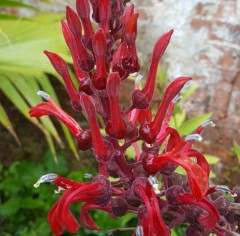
30;0;240;235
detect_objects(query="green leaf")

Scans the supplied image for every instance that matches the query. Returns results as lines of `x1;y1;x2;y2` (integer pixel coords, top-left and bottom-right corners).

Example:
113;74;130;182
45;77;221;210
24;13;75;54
0;103;20;145
178;113;212;136
204;154;220;165
43;151;69;175
0;14;28;20
181;84;199;101
0;197;21;216
0;0;37;10
169;110;186;129
0;13;79;158
0;176;22;193
20;197;45;209
233;141;240;162
156;65;168;86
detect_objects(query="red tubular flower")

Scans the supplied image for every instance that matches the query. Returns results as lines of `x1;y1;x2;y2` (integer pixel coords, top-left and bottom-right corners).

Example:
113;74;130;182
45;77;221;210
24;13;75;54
66;6;94;72
133;178;170;236
45;175;110;235
80;93;113;162
44;50;79;104
139;77;191;143
29;92;81;137
112;41;129;77
121;4;134;27
66;6;82;39
123;13;140;73
181;120;215;153
185;149;210;177
106;72;127;139
48;188;79;235
132;29;174;109
61;20;86;80
80;203;112;230
158;95;181;136
156;127;182;151
98;0;110;32
177;194;220;229
143;153;209;201
31;0;229;235
92;29;108;90
129;108;152;126
76;0;94;48
29;91;92;150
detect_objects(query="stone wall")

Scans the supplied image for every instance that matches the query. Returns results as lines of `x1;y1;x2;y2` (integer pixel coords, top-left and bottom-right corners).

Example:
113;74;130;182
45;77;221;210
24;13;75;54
134;0;240;161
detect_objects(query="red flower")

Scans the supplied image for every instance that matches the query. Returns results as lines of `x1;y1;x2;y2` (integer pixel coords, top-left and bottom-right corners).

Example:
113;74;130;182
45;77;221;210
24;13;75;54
30;0;236;235
34;174;111;236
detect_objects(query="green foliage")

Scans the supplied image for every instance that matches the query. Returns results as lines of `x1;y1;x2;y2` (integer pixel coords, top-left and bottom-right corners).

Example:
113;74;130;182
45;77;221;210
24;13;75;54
0;152;135;236
232;141;240;163
0;0;37;10
0;8;79;159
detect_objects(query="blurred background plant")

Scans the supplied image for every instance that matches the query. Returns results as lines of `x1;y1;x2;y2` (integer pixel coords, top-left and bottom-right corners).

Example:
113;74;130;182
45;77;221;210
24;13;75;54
0;151;138;236
0;0;79;160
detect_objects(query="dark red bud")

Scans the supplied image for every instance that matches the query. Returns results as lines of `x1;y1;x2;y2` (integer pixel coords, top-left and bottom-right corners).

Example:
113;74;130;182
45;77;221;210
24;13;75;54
132;89;149;109
106;73;127;138
121;4;134;26
112;197;128;217
125;13;138;44
66;6;82;39
92;29;107;56
141;29;174;103
92;29;108;90
44;50;79;103
99;0;110;32
76;130;92;150
80;93;113;162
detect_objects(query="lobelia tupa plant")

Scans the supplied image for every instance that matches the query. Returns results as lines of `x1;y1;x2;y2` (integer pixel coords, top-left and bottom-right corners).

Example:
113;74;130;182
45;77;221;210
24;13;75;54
29;0;240;235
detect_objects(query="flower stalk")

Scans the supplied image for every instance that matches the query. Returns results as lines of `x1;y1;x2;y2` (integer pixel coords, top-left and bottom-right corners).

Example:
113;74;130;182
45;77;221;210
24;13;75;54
29;0;238;235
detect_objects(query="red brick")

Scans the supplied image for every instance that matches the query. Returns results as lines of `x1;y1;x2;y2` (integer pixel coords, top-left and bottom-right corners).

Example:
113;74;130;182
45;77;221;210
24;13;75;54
218;49;234;69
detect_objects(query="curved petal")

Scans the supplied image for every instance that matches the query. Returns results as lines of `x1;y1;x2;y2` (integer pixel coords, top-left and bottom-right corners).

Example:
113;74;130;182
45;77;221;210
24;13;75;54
143;154;209;201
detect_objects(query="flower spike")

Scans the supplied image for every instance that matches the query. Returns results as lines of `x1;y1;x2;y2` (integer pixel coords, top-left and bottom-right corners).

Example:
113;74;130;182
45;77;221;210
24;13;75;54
29;0;232;235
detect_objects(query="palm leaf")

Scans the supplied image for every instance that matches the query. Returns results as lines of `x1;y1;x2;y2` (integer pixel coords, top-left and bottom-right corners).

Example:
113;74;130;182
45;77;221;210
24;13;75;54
0;13;79;160
0;103;21;145
0;0;37;10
